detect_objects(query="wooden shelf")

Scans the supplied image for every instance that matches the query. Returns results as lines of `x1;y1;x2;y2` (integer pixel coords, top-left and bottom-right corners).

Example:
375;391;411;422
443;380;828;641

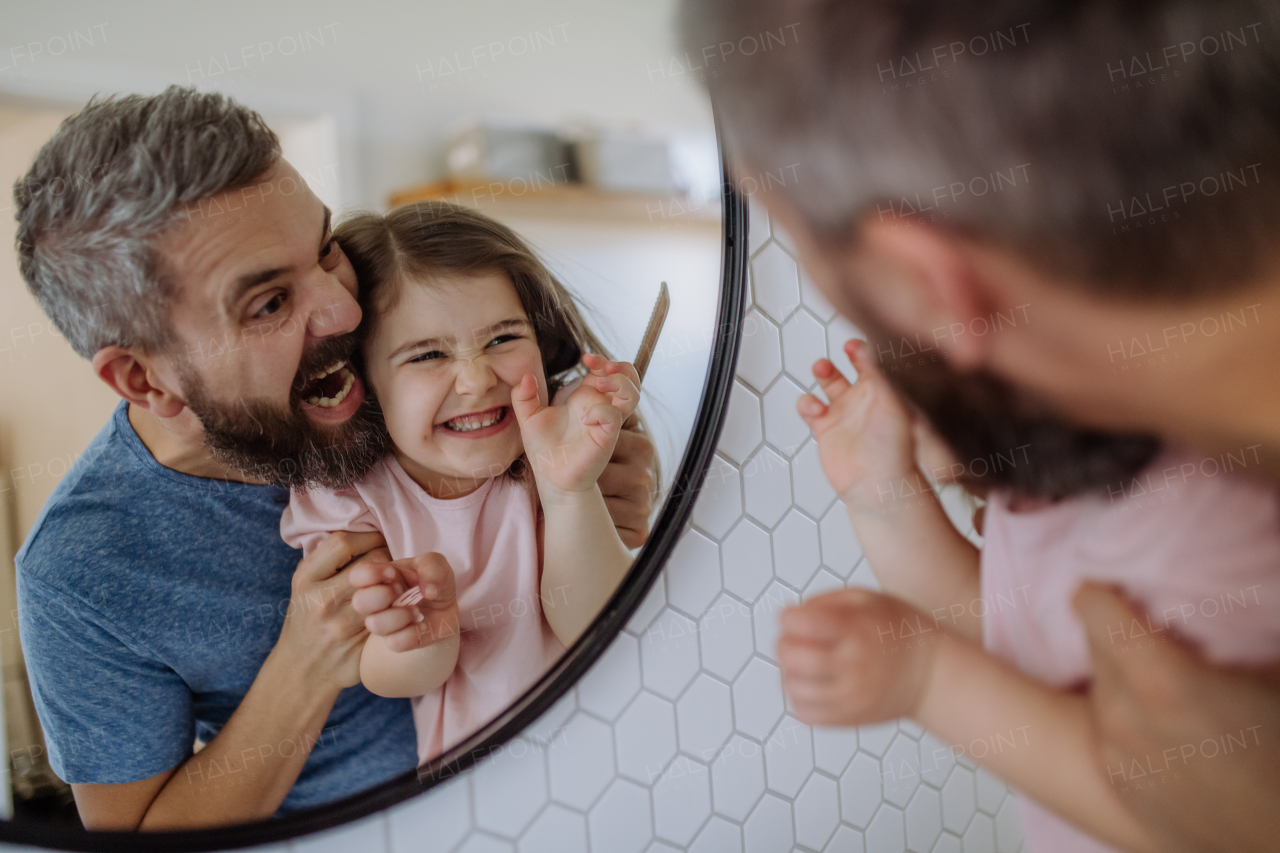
388;177;720;225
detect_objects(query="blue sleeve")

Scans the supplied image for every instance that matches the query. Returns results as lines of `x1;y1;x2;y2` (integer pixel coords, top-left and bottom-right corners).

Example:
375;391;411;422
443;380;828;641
17;570;194;784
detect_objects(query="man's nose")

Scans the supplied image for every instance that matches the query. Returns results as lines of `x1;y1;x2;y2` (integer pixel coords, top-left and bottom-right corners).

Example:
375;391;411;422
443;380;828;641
304;273;361;339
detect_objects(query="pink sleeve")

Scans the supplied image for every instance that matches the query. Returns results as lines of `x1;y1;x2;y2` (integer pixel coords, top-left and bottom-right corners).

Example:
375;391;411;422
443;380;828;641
280;486;380;556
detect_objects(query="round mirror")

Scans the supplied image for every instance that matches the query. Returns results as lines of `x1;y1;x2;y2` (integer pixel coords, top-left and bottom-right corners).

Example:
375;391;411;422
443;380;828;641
0;1;745;847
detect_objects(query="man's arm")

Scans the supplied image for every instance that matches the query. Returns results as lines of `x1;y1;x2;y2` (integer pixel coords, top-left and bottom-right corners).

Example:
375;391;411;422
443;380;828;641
1075;583;1280;853
599;426;656;549
71;532;384;831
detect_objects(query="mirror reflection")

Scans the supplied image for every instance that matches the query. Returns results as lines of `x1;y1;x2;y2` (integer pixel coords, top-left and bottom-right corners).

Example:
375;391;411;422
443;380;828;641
0;0;722;833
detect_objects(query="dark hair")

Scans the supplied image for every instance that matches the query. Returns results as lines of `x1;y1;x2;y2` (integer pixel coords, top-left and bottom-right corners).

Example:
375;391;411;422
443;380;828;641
14;85;280;358
681;0;1280;297
335;201;614;402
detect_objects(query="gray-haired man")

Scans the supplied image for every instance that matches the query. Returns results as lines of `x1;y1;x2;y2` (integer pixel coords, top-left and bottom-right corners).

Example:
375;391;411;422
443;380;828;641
681;0;1280;850
13;86;654;830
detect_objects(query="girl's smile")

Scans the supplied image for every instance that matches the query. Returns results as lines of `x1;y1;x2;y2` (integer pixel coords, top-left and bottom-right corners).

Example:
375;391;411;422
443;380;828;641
436;405;514;439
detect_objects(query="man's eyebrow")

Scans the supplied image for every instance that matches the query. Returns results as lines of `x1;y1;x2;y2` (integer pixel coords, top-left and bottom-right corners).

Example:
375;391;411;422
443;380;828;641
389;318;528;360
224;206;333;315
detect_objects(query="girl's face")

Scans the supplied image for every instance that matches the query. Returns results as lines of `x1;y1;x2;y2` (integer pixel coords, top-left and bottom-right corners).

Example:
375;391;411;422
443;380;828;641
364;271;547;498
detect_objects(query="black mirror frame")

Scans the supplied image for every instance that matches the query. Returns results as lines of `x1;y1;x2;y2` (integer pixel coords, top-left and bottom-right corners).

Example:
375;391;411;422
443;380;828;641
0;112;748;853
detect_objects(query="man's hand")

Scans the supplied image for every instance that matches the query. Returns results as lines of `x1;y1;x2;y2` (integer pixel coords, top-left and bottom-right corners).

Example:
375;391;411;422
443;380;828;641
599;422;656;548
1075;583;1280;853
349;552;459;653
275;531;388;692
778;588;943;726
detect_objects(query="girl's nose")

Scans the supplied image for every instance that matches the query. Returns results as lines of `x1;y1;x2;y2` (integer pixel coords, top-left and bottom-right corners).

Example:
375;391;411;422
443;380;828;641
454;357;497;396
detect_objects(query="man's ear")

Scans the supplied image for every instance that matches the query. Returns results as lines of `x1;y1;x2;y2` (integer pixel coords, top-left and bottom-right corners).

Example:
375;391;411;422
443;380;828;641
91;346;187;419
855;218;994;371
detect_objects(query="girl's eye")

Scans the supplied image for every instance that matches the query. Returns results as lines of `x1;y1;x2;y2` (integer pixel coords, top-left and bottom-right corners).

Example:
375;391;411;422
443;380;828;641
253;292;286;319
408;350;446;364
488;334;519;347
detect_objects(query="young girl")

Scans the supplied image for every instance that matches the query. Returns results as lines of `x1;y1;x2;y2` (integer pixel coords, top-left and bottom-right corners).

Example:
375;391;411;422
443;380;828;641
280;202;640;762
782;339;1280;853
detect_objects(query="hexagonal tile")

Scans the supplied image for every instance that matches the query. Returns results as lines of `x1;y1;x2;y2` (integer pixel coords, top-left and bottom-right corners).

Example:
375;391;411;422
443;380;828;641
519;804;587;853
931;833;963;853
737;310;783;394
742;446;791;527
615;691;678;783
849;558;881;591
771;220;798;256
578;633;641;722
839;752;883;829
799;266;837;322
813;725;860;777
772;509;820;590
523;689;577;750
626;571;667;635
640;609;700;700
764;715;813;798
549;713;616;810
975;766;1008;815
693;455;743;540
826;314;863;379
721;520;774;603
710;734;766;821
666;529;721;619
820;502;864;578
677;674;734;757
830;825;868;852
906;786;943;853
589;779;654;853
645;843;680;853
747;193;771;256
803;568;845;602
719;381;764;465
388;776;470;853
652;756;712;846
782;308;828;386
761;376;810;457
791;439;837;520
858;721;899;757
752;581;800;664
743;793;793;853
750;242;801;324
919;731;958;788
899;719;924;739
794;773;840;851
457;834;513;853
962;812;995;853
995;793;1024;852
732;658;784;741
867;804;906;853
690;816;743;853
941;766;976;834
883;733;922;808
699;593;755;682
473;738;548;837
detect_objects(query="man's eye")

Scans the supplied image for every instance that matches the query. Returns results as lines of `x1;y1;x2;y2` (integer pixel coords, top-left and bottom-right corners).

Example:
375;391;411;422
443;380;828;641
254;292;286;318
408;350;446;363
319;239;340;269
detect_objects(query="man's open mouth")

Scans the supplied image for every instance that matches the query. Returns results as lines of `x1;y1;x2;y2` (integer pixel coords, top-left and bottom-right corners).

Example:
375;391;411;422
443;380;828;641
441;406;508;432
300;360;356;408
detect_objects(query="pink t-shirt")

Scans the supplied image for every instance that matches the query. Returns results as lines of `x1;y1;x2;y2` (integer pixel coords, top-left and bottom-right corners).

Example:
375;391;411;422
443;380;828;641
280;457;564;763
981;446;1280;853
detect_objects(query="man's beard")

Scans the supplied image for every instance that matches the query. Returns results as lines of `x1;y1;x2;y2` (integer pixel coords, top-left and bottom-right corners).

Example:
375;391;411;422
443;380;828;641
180;334;390;490
846;289;1160;500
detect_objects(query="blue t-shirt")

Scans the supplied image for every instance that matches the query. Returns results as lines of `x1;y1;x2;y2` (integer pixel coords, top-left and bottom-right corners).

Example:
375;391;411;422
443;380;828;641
15;402;417;814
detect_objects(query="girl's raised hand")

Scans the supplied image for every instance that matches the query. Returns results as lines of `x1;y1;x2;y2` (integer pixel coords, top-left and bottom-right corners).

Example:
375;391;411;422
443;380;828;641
510;355;641;498
797;339;918;512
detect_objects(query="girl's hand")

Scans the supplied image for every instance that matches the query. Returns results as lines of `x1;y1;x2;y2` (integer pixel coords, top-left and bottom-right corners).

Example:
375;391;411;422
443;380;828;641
349;552;459;653
778;588;944;727
511;354;641;498
797;339;919;514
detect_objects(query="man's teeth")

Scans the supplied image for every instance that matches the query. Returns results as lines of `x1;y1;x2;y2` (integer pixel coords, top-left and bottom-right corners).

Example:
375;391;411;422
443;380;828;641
445;409;504;432
305;366;355;408
309;360;346;381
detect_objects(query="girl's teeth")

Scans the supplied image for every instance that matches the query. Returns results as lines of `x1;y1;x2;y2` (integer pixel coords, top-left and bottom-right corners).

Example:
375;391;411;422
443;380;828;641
446;409;503;431
306;367;355;407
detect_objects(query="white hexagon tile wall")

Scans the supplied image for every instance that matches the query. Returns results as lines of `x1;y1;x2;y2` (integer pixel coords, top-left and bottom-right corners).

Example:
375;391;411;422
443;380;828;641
115;199;1031;853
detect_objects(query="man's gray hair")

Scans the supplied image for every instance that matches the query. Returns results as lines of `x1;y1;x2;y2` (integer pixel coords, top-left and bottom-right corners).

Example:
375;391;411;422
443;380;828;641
14;85;280;359
681;0;1280;297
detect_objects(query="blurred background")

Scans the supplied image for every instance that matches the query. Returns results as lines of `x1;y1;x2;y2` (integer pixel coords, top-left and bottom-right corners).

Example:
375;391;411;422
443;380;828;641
0;0;724;826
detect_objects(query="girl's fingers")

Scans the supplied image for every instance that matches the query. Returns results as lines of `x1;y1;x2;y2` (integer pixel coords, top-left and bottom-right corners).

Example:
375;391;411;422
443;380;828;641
509;373;542;425
811;358;854;400
845;338;880;380
797;393;828;423
582;402;623;436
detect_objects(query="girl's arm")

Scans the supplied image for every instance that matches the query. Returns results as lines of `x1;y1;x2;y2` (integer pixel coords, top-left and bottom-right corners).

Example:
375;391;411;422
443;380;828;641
799;341;982;638
360;632;460;698
779;590;1159;853
538;485;633;647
